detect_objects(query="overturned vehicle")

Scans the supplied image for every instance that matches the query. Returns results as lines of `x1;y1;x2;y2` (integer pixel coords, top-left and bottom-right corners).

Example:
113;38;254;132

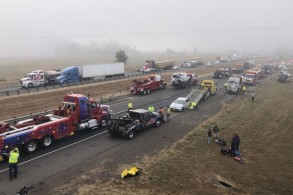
107;109;162;139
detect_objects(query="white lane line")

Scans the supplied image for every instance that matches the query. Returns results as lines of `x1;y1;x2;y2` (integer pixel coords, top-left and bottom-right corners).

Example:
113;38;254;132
161;95;172;100
0;130;108;173
110;97;140;106
114;110;127;115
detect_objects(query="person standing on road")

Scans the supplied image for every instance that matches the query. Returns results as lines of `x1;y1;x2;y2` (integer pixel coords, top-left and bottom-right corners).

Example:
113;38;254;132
148;105;154;112
251;91;255;102
213;125;219;141
158;106;165;123
242;85;246;95
208;129;212;145
3;149;20;180
224;83;228;93
127;101;133;111
166;106;171;121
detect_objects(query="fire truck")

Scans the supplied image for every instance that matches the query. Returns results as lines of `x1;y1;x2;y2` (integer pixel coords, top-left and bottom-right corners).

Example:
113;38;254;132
130;74;167;95
0;94;112;161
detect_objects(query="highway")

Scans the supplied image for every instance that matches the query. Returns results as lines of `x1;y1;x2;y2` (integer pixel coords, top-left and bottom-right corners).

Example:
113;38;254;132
0;73;236;195
0;66;214;96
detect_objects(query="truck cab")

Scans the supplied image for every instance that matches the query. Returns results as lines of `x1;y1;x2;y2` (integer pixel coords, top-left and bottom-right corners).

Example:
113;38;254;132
55;66;79;85
130;75;166;95
20;70;45;88
244;70;259;85
200;80;217;95
54;94;111;128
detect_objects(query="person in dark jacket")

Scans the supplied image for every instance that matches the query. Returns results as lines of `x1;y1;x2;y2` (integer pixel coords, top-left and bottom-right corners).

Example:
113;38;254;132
213;125;219;141
235;134;240;151
207;129;212;145
230;134;237;157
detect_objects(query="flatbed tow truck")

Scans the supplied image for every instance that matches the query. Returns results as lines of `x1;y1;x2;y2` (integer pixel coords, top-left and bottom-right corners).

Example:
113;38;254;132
187;80;217;104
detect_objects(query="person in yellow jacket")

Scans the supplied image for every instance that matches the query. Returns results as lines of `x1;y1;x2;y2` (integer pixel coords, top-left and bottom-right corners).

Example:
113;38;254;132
242;85;247;95
127;101;133;112
3;149;19;180
148;105;155;112
224;82;228;92
189;101;199;110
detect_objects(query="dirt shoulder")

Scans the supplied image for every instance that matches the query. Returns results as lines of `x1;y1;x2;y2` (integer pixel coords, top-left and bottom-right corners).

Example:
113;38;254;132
42;73;293;195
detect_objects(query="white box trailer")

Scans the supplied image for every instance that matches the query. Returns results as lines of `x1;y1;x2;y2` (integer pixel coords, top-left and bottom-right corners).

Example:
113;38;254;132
78;63;125;79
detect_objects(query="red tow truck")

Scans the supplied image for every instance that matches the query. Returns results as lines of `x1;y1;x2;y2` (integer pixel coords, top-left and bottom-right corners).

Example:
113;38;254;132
0;94;112;161
130;74;167;95
244;69;260;85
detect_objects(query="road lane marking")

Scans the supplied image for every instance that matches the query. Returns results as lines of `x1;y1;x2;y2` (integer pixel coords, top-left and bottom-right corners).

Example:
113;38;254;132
161;95;172;100
0;130;108;173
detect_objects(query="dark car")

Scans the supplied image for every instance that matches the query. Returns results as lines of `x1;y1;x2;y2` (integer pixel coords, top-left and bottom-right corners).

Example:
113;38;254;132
107;109;162;139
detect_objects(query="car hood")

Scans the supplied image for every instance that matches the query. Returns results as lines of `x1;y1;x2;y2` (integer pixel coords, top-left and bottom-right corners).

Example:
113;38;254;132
20;78;31;82
170;102;184;109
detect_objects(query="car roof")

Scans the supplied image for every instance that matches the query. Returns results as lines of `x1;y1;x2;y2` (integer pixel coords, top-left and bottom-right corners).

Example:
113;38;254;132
175;97;188;101
129;109;149;113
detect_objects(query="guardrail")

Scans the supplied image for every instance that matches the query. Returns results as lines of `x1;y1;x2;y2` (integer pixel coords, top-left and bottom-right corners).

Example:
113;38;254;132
0;70;170;97
4;93;123;124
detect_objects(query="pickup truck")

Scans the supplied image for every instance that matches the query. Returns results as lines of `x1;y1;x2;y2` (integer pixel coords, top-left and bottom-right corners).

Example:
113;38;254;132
107;109;162;139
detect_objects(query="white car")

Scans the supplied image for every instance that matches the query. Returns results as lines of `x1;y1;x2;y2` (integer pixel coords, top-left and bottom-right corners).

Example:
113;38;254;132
205;62;213;67
172;66;181;70
170;97;190;112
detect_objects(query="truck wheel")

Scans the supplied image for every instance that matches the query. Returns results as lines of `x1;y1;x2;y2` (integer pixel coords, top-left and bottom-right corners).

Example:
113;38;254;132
23;140;38;153
143;89;147;95
147;89;150;94
40;135;53;148
28;83;33;88
127;130;134;139
100;117;108;128
63;81;68;85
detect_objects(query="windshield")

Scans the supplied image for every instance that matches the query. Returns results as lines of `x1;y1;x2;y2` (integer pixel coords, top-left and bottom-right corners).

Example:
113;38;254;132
173;99;186;104
245;74;255;79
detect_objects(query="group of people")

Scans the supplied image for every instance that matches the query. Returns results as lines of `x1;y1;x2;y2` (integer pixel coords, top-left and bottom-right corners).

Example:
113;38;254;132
128;101;171;122
207;125;241;157
207;125;220;145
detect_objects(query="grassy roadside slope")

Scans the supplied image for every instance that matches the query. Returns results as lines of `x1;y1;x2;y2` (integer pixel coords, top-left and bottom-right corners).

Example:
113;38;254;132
49;73;293;195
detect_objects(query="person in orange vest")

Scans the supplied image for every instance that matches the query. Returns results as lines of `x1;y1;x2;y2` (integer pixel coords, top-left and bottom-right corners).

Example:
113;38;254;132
158;107;165;123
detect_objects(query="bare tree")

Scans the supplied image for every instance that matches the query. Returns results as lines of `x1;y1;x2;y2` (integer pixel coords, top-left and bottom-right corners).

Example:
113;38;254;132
115;49;128;64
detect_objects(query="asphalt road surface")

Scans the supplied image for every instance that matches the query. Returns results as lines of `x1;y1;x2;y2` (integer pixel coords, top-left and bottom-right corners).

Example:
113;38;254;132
0;75;232;195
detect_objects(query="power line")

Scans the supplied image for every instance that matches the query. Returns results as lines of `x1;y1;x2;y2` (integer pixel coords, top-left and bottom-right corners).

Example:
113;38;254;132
0;24;293;39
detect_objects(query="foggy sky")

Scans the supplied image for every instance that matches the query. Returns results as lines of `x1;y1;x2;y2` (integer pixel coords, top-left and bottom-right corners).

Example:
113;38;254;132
0;0;293;57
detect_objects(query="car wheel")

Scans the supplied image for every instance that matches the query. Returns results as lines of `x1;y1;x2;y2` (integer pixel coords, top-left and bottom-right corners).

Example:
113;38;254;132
147;89;150;94
40;135;53;148
181;107;185;112
155;120;161;127
23;140;38;153
127;130;134;139
143;89;147;95
63;81;68;85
